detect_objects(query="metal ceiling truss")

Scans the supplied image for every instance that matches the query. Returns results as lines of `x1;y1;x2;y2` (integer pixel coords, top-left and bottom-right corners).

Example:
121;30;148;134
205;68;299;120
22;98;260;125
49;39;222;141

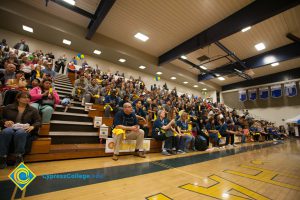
46;0;116;40
179;41;252;80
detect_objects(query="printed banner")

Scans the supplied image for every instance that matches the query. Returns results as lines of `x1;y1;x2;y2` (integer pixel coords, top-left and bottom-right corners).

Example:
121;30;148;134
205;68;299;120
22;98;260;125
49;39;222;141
248;89;257;101
239;90;247;102
271;85;282;98
259;87;269;100
284;82;297;97
105;138;151;153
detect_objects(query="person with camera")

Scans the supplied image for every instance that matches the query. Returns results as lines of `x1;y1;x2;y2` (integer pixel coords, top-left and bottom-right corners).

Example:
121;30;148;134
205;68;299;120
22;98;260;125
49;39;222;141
0;91;41;168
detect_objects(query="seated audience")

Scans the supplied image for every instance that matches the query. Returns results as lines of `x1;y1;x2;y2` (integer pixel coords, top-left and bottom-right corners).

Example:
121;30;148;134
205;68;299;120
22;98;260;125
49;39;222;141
152;110;177;155
0;91;41;169
30;79;60;124
176;112;195;152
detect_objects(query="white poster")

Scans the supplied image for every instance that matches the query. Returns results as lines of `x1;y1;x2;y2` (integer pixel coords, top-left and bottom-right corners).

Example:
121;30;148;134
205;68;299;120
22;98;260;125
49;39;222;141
105;138;151;153
239;90;247;102
284;82;297;97
99;125;109;139
94;116;102;128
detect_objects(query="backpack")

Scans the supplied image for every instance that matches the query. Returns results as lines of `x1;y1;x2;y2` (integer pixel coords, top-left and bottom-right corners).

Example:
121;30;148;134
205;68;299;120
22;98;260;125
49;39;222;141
194;135;208;151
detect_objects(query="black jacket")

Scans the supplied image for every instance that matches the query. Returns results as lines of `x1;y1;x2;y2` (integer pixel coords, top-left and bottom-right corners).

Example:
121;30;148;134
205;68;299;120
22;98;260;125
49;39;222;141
0;103;41;134
13;43;29;52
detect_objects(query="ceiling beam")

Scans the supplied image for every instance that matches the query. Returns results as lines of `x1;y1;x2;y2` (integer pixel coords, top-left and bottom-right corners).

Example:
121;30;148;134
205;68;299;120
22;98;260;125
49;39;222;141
49;0;94;19
198;42;300;81
222;67;300;91
158;0;300;65
86;0;116;40
287;33;300;43
198;43;300;81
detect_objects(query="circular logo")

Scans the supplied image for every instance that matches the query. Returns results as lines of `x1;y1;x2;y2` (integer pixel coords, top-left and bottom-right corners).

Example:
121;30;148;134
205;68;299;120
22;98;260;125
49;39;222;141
108;142;115;149
14;167;30;185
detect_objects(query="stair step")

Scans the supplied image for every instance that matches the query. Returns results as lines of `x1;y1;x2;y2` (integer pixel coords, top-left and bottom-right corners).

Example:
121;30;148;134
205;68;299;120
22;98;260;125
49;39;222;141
52;112;92;122
56;73;68;77
50;120;93;125
50;144;105;153
57;90;71;95
55;87;72;92
50;121;98;132
56;106;87;114
49;131;98;136
55;78;70;81
50;136;100;144
55;82;72;87
54;84;73;90
53;111;88;117
56;81;71;85
71;101;83;105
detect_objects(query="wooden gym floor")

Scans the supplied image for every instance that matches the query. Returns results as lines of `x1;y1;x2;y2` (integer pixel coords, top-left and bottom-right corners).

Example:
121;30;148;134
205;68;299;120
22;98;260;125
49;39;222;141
0;139;300;200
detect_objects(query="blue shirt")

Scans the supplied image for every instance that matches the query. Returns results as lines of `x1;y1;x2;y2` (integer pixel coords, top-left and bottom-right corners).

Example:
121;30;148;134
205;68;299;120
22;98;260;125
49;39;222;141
104;95;119;106
205;122;215;131
153;118;169;135
134;107;146;118
218;123;228;136
113;110;138;127
41;68;56;78
176;120;188;130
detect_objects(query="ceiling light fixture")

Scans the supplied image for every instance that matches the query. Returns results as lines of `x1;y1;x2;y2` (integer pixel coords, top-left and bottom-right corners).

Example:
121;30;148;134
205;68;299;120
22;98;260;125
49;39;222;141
200;65;207;70
218;77;225;81
202;88;207;91
62;39;71;45
22;25;33;33
156;72;162;75
183;81;188;84
241;26;251;32
181;55;187;59
63;0;75;6
263;56;276;64
170;77;176;80
139;65;146;69
118;58;126;63
134;32;149;42
93;50;101;55
271;62;279;67
255;43;265;51
193;85;198;88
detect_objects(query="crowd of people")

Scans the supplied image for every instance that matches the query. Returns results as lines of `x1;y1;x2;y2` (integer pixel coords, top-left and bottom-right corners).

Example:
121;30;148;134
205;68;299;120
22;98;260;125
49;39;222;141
0;38;287;166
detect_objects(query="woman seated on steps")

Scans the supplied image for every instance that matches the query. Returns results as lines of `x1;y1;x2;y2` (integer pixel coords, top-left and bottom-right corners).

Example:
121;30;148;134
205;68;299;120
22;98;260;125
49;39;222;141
0;91;41;169
29;78;60;124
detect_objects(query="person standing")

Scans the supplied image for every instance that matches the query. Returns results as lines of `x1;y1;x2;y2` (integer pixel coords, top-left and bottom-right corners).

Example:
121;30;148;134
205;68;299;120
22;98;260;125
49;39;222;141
13;39;29;52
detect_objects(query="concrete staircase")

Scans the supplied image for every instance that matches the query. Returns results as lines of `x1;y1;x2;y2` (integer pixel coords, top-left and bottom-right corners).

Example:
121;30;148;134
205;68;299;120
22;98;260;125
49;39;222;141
50;73;99;144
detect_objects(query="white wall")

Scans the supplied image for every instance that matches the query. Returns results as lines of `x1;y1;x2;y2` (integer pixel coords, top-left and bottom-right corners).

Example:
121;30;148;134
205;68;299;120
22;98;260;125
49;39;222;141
246;106;300;126
0;29;216;99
